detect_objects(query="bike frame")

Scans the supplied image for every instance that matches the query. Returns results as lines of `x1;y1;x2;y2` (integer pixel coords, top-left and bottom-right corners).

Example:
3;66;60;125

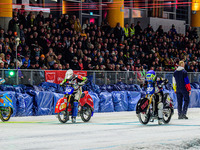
55;91;94;114
145;94;154;115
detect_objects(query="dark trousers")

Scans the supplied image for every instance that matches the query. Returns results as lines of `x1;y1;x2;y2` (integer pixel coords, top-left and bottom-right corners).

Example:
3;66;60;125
176;92;190;116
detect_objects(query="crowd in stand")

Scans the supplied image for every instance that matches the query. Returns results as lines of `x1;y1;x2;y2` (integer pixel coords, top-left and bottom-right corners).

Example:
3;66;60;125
0;7;200;74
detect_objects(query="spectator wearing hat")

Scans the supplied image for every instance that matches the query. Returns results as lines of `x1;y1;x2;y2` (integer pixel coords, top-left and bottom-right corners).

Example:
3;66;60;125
35;54;40;63
28;61;36;69
22;55;30;67
16;53;22;66
9;61;15;69
35;62;40;69
52;62;58;70
4;62;9;69
20;61;28;69
39;54;46;67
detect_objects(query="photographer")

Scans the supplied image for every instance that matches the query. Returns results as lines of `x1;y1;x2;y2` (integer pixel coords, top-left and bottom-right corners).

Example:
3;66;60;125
46;48;57;69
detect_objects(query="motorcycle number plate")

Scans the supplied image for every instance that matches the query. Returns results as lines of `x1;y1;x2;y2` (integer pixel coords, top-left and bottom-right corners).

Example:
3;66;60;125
60;103;66;110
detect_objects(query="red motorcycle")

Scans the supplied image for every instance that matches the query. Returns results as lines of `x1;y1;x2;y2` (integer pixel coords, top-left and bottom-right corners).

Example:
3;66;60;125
55;85;94;123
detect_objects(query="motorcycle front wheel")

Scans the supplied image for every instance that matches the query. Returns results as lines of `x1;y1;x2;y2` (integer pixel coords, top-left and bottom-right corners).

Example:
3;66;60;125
137;111;150;125
80;105;92;122
162;108;173;124
57;111;69;123
0;107;12;122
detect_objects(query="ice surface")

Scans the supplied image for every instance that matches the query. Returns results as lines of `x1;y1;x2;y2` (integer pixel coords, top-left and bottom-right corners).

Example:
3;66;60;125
0;108;200;150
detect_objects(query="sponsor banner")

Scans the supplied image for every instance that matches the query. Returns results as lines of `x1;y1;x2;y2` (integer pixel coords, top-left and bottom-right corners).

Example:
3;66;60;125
45;70;87;84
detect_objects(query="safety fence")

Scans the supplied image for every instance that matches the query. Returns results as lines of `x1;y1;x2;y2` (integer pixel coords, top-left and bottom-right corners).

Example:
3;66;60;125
1;69;200;117
1;69;200;85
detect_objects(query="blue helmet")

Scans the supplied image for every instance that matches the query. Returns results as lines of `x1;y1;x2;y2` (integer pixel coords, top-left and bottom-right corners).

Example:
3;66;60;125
146;70;156;82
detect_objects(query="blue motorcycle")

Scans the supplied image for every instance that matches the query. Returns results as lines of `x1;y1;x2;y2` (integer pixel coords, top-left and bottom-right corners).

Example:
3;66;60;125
0;78;14;122
136;81;174;125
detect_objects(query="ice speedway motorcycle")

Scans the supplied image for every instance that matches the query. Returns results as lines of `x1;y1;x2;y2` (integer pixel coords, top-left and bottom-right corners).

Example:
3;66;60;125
136;82;174;125
0;78;14;122
55;83;94;123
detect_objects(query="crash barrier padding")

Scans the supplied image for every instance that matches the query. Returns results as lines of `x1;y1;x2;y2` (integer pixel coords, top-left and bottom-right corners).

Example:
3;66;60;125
99;92;114;112
127;91;142;111
189;89;200;108
112;91;128;111
1;81;200;116
16;93;33;116
88;91;100;112
14;85;26;93
0;85;15;91
35;91;54;116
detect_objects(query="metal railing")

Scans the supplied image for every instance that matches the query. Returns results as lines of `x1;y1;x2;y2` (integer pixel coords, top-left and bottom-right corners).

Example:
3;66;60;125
1;69;200;85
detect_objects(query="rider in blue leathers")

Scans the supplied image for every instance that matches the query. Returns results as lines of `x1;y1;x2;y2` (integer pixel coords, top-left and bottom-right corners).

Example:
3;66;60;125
143;70;168;124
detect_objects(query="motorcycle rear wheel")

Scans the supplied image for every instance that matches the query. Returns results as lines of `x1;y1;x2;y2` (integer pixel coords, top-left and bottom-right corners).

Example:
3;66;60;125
137;111;150;125
57;111;69;123
80;105;92;122
162;108;173;124
0;107;12;122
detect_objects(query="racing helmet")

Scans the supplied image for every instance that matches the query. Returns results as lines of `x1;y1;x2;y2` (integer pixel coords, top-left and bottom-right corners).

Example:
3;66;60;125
145;70;156;83
65;69;74;80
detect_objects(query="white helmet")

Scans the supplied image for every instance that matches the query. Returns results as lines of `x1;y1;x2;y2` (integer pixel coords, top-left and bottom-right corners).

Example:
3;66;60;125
65;69;74;80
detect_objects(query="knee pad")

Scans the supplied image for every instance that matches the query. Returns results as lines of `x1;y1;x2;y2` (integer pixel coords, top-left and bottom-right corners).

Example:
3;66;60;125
158;102;163;110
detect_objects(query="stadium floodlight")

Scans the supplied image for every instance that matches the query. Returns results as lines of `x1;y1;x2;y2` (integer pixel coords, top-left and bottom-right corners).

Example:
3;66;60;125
9;71;15;77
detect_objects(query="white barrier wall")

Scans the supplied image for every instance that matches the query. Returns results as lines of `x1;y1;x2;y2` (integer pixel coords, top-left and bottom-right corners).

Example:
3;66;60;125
134;17;186;35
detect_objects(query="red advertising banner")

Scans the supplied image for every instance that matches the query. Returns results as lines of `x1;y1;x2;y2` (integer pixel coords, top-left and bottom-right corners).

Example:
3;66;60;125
45;70;87;84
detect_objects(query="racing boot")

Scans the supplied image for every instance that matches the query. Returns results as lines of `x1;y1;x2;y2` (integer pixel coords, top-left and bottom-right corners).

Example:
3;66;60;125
72;101;79;123
158;118;163;125
72;117;76;123
158;102;164;125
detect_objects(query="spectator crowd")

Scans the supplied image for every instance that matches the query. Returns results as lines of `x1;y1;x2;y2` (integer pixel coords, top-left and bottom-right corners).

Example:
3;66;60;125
0;7;200;73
